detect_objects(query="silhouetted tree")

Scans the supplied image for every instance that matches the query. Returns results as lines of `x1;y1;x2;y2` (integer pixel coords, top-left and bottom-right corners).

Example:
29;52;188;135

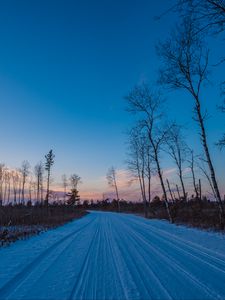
34;162;44;203
11;170;20;204
106;167;120;212
166;124;188;201
20;160;30;204
70;174;81;190
188;150;199;199
0;164;5;205
127;127;152;217
157;15;225;227
67;173;81;206
45;150;55;206
125;84;173;222
62;174;68;203
179;0;225;34
67;189;80;206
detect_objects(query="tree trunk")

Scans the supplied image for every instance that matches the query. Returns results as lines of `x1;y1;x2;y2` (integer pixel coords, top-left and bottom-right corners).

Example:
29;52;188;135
199;179;202;201
155;151;173;223
141;169;148;218
113;176;120;213
190;153;199;199
195;99;225;228
7;181;11;204
46;171;50;206
167;179;175;202
179;169;186;201
176;184;181;201
22;178;25;205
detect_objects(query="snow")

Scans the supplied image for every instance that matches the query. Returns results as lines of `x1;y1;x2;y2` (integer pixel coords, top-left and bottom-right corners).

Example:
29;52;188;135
0;211;225;300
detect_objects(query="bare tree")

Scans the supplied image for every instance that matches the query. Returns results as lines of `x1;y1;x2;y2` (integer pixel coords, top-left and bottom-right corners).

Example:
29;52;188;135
125;84;173;222
166;124;188;201
70;174;82;190
28;176;35;203
216;102;225;148
179;0;225;34
197;157;217;199
127;127;150;217
0;164;5;205
1;168;11;204
45;150;55;206
3;168;9;204
34;162;44;203
188;150;199;199
11;170;20;204
106;167;120;212
62;174;68;203
157;15;225;227
166;178;175;201
18;170;22;204
20;160;30;204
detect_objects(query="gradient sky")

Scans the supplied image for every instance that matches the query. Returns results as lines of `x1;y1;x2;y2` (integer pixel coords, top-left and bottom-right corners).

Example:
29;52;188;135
0;0;224;200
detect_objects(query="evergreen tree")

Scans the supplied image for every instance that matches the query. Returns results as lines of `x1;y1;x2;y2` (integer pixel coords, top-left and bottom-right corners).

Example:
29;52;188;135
67;188;80;206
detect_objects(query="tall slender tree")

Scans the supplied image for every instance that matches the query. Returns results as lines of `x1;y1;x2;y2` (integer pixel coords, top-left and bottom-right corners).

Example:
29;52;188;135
127;127;152;217
45;150;55;206
106;167;120;212
34;162;44;203
0;164;5;205
20;160;30;204
125;84;173;222
62;174;68;203
166;124;188;201
157;15;225;227
188;150;199;199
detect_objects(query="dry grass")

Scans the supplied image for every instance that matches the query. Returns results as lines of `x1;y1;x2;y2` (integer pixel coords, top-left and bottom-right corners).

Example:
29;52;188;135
0;205;87;246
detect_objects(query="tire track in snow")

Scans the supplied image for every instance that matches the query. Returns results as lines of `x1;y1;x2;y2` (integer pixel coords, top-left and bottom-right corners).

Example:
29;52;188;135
136;221;225;273
5;217;99;300
129;216;225;262
105;217;140;300
1;211;225;300
117;217;223;300
0;216;96;300
68;220;100;300
112;217;174;300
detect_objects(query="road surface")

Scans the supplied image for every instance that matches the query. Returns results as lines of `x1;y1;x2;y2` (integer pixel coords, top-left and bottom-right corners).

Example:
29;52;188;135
0;211;225;300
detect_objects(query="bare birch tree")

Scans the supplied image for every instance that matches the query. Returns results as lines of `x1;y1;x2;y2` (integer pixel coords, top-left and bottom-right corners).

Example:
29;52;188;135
188;150;199;199
34;162;44;203
166;124;188;201
179;0;225;34
62;174;68;203
157;15;225;227
0;164;5;205
12;170;20;204
127;127;150;217
125;84;173;222
106;167;120;212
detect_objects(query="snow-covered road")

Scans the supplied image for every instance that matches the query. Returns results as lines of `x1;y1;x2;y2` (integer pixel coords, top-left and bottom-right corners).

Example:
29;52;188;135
0;211;225;300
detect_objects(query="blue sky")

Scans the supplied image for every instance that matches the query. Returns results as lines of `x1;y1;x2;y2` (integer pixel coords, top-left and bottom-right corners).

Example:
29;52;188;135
0;0;224;199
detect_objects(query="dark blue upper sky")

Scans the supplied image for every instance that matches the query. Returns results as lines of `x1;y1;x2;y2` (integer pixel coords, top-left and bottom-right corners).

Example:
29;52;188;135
0;0;224;198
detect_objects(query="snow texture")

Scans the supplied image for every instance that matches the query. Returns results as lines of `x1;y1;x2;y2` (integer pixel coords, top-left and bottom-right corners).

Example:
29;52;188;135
0;211;225;300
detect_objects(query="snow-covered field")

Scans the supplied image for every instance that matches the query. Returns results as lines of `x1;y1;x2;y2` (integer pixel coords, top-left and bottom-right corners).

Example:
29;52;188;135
0;211;225;300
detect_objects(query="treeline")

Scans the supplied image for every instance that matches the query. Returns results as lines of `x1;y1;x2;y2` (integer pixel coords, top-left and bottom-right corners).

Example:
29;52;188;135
0;150;82;207
107;1;225;229
84;197;223;230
